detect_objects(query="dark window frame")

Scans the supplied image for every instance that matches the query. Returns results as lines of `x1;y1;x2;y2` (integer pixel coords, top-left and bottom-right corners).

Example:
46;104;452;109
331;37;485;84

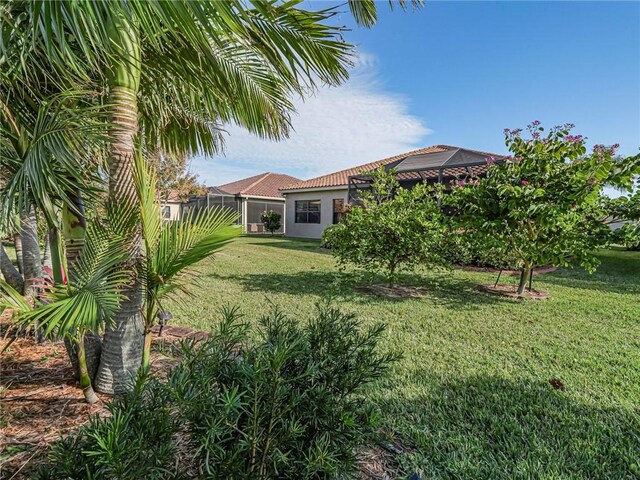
295;200;321;224
332;198;344;224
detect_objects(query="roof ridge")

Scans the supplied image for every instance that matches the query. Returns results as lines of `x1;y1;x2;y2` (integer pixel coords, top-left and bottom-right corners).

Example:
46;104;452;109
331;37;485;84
239;172;271;195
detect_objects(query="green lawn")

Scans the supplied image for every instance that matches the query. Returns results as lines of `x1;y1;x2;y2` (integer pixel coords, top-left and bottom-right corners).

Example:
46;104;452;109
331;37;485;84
167;236;640;479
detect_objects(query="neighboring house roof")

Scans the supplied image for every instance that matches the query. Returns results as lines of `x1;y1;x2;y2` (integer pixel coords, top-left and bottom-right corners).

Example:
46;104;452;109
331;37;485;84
280;145;506;191
164;190;185;203
217;172;302;199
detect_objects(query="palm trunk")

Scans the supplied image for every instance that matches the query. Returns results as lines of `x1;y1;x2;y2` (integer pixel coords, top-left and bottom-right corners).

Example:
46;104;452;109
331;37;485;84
20;205;44;343
20;205;43;298
517;263;532;295
77;333;99;404
0;242;24;292
95;16;144;395
42;232;53;269
48;227;65;285
13;233;23;274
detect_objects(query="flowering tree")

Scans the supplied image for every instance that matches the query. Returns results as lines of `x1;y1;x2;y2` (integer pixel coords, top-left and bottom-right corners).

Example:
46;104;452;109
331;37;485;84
448;122;625;296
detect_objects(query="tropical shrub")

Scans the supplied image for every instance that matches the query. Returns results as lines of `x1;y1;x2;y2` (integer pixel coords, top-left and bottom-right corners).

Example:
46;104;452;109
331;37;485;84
35;303;396;479
323;168;447;286
260;210;282;235
446;122;630;296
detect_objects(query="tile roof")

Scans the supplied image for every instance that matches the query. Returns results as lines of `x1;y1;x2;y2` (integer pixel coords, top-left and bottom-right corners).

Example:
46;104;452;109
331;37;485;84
217;172;302;199
280;145;503;191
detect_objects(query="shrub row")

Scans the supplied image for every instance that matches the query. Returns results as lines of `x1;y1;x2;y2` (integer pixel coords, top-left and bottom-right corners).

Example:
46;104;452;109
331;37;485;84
36;304;397;479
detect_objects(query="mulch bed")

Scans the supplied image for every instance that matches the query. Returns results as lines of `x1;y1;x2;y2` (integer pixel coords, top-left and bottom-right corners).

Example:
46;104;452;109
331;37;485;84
1;319;403;479
356;284;427;299
477;283;550;300
456;264;557;275
0;321;191;479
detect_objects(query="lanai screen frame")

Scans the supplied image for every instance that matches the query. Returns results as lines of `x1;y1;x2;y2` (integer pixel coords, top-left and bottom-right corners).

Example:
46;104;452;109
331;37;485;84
347;153;506;203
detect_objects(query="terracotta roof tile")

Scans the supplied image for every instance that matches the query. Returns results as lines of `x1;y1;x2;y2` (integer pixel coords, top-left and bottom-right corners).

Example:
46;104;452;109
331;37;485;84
280;145;503;191
217;172;302;199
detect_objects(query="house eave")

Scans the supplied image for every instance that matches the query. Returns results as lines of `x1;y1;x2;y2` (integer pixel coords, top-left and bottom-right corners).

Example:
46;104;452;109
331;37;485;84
280;185;349;194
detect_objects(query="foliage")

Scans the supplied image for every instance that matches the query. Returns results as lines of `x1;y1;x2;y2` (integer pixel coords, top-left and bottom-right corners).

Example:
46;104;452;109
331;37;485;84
612;222;640;250
446;122;628;294
35;373;177;480
149;151;206;203
163;237;640;479
2;207;133;342
441;227;519;270
37;303;396;479
260;209;282;235
135;154;240;367
323;168;447;286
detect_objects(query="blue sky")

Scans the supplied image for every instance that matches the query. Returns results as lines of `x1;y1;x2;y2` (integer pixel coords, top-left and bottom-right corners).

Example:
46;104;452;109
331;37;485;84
191;1;640;186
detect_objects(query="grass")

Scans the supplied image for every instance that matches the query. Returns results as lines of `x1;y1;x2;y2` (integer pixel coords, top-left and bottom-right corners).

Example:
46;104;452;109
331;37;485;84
165;236;640;479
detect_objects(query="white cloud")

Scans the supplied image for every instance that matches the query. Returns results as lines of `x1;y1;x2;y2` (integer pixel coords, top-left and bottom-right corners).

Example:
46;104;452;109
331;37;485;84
190;53;430;186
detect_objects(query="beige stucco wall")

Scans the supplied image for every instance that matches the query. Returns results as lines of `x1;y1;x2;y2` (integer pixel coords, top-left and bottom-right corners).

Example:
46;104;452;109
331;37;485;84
161;202;182;221
283;188;348;239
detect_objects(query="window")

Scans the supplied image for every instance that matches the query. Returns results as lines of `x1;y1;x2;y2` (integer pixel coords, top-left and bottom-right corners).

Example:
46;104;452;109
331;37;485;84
161;205;171;219
295;200;321;224
333;199;344;224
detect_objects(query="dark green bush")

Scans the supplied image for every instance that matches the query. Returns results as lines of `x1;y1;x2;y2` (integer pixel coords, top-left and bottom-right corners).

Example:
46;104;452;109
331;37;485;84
36;304;396;479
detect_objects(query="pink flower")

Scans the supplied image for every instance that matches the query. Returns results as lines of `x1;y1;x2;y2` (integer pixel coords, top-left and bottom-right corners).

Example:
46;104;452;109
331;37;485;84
531;120;541;126
532;132;540;139
520;180;528;186
485;156;496;165
587;177;596;184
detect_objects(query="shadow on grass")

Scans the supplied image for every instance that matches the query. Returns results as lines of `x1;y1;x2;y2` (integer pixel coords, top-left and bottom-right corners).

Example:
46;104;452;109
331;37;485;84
535;252;640;295
243;238;331;255
382;375;640;479
210;270;511;310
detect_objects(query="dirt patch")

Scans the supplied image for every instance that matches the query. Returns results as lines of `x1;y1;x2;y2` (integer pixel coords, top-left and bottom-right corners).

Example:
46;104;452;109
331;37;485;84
356;284;427;299
456;264;557;275
477;284;550;300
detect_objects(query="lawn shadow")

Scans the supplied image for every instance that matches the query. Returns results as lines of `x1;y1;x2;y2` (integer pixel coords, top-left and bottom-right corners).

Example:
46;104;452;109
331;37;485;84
380;374;640;479
209;270;512;310
242;238;331;255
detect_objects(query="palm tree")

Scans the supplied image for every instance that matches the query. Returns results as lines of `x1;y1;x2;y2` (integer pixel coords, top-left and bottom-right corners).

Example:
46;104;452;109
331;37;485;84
134;155;240;368
2;0;423;393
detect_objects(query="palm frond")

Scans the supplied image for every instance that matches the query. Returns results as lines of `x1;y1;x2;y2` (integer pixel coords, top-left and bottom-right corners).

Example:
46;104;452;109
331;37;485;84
10;210;130;339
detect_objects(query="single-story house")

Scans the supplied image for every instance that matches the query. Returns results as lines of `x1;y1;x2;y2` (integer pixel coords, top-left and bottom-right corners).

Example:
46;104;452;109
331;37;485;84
184;172;301;234
279;145;506;239
160;191;186;221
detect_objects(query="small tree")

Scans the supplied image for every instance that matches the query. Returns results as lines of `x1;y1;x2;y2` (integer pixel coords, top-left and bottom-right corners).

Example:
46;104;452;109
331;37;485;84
323;168;446;286
260;210;282;235
448;122;631;296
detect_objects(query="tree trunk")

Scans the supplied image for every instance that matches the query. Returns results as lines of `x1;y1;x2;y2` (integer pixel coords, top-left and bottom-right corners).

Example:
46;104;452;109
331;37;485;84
20;205;44;343
95;16;143;395
48;227;65;285
76;334;99;404
13;233;23;274
20;205;43;298
0;241;24;292
517;263;532;295
42;232;53;269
